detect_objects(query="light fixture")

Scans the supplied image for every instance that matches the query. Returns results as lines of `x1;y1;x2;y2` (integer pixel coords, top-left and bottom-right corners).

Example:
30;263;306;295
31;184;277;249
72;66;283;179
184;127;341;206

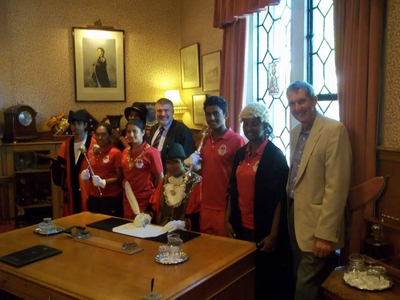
164;90;187;115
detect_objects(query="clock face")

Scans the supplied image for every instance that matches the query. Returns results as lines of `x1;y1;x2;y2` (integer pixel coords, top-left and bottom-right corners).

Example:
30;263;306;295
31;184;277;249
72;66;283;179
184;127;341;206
18;110;33;126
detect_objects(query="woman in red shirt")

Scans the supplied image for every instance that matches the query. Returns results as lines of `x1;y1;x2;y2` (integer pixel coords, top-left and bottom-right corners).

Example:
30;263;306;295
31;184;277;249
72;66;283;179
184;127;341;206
121;119;164;219
81;122;123;216
226;102;293;299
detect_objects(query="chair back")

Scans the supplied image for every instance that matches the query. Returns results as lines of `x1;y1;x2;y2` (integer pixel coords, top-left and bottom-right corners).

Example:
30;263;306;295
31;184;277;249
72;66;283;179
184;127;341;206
347;176;386;213
346;176;386;257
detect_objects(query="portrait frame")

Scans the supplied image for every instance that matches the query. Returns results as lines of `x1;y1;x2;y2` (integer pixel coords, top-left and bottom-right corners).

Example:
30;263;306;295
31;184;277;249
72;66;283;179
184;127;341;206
72;27;126;102
268;59;280;96
192;94;207;126
201;51;221;92
180;43;200;89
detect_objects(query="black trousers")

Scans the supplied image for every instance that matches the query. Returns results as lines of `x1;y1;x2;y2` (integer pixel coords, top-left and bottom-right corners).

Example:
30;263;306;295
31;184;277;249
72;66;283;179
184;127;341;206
236;226;294;300
87;194;123;217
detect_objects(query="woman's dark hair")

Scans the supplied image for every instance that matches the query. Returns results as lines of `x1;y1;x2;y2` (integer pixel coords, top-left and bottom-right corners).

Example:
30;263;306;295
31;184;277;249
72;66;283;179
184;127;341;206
126;119;145;131
97;47;105;56
95;122;112;135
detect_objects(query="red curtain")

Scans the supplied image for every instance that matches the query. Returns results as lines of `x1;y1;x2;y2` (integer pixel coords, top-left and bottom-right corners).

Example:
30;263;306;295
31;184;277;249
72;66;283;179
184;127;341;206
219;19;247;131
214;0;280;28
334;0;385;255
214;0;280;131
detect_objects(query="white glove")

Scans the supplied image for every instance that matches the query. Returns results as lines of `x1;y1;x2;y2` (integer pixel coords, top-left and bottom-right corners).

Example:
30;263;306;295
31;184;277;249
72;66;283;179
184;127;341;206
92;175;106;189
162;220;186;232
184;153;201;167
133;213;152;228
80;169;90;181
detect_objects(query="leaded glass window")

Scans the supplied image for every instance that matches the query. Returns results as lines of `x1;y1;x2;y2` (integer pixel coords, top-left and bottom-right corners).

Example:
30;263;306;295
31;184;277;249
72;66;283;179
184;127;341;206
308;0;338;120
257;0;292;158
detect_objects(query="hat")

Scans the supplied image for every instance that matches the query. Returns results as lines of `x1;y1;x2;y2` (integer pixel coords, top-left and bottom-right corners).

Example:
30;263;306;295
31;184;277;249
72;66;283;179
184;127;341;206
124;102;148;123
68;110;87;123
165;143;187;160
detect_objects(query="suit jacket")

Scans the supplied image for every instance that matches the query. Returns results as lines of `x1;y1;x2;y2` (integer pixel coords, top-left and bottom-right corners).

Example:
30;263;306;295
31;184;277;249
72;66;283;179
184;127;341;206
230;141;289;244
149;120;195;172
288;113;352;252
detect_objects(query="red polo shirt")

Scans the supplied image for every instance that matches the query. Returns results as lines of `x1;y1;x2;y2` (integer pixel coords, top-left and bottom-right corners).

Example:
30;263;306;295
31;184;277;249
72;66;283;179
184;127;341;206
121;142;163;212
236;139;268;230
87;145;122;197
201;128;246;211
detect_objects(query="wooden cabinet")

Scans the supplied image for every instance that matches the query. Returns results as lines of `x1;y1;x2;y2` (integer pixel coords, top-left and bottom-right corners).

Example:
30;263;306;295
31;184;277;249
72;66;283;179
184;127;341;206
0;141;63;226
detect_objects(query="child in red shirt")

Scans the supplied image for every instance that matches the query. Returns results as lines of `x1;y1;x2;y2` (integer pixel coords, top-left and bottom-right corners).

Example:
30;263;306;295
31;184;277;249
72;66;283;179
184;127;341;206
81;123;123;216
121;119;163;219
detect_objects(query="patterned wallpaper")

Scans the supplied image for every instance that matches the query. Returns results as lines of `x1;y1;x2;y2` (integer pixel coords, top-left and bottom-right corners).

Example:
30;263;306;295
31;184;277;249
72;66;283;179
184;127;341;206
0;0;222;133
381;0;400;147
179;0;223;129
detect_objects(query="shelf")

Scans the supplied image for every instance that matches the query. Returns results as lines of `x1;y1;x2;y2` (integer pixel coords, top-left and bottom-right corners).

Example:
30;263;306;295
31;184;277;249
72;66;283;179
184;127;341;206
15;169;51;174
1;141;63;224
366;217;400;232
17;203;52;209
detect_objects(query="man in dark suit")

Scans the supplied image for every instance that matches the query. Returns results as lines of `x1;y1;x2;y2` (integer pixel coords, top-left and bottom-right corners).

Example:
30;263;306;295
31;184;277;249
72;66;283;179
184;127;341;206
149;98;194;172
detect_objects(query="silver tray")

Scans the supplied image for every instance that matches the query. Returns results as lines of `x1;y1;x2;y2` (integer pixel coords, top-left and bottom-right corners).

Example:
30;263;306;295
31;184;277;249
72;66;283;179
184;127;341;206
33;226;65;236
155;252;189;265
343;274;393;291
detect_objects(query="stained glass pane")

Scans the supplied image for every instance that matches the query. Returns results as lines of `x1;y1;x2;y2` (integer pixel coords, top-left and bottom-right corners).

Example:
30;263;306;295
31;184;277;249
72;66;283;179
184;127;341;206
257;0;291;158
256;0;339;163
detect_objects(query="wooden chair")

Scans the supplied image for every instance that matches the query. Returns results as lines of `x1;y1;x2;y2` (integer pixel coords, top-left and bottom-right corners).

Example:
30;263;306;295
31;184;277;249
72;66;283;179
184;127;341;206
346;176;386;256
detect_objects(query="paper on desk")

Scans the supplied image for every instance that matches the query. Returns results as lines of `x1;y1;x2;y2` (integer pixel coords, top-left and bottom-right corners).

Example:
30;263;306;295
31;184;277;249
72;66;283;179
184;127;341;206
112;223;164;238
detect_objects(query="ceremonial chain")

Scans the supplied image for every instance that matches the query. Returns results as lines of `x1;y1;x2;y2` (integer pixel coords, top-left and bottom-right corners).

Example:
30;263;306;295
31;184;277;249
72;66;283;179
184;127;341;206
127;144;150;170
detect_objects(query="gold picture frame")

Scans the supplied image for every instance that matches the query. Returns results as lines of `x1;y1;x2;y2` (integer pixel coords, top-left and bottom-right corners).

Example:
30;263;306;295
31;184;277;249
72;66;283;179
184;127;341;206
180;43;200;89
72;27;126;102
202;51;221;92
192;94;207;125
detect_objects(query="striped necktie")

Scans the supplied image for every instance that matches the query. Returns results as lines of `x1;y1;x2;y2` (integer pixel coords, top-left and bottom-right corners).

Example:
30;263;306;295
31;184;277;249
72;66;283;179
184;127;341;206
152;126;165;149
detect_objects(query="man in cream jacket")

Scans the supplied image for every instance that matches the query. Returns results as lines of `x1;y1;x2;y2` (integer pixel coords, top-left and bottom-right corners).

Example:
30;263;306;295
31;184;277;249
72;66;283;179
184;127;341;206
286;81;352;300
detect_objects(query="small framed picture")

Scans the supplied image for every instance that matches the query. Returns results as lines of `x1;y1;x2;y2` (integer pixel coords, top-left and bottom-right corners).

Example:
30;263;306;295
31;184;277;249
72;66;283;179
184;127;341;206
180;43;200;89
201;51;221;92
268;59;280;95
192;94;207;126
72;27;126;102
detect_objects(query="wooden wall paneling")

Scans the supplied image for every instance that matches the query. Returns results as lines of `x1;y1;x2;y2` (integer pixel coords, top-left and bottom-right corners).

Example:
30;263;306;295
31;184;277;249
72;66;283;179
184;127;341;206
377;147;400;220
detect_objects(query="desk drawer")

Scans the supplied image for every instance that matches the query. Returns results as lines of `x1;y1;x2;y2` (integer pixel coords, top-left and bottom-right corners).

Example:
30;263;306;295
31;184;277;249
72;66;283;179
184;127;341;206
0;269;75;300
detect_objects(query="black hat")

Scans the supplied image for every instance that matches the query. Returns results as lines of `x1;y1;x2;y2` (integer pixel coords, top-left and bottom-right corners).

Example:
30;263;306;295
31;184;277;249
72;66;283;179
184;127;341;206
68;110;87;123
124;102;148;123
165;143;187;160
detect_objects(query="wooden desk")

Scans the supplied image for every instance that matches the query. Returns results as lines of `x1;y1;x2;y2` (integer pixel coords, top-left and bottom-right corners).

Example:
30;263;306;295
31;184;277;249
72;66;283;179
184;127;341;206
322;267;400;300
0;213;256;300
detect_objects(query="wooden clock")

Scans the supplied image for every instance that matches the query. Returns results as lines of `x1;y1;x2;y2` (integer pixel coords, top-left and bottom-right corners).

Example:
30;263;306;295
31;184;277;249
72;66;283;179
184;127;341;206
2;105;38;143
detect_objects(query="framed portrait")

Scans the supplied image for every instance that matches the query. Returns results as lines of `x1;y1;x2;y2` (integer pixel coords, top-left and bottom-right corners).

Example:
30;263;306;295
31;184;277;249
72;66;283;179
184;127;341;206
180;43;200;89
201;51;221;92
268;59;280;95
192;94;207;126
72;27;126;102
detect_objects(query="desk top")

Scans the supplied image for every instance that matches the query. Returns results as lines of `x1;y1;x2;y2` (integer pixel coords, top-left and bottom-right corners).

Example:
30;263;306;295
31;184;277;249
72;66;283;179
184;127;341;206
0;213;255;300
322;267;400;300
